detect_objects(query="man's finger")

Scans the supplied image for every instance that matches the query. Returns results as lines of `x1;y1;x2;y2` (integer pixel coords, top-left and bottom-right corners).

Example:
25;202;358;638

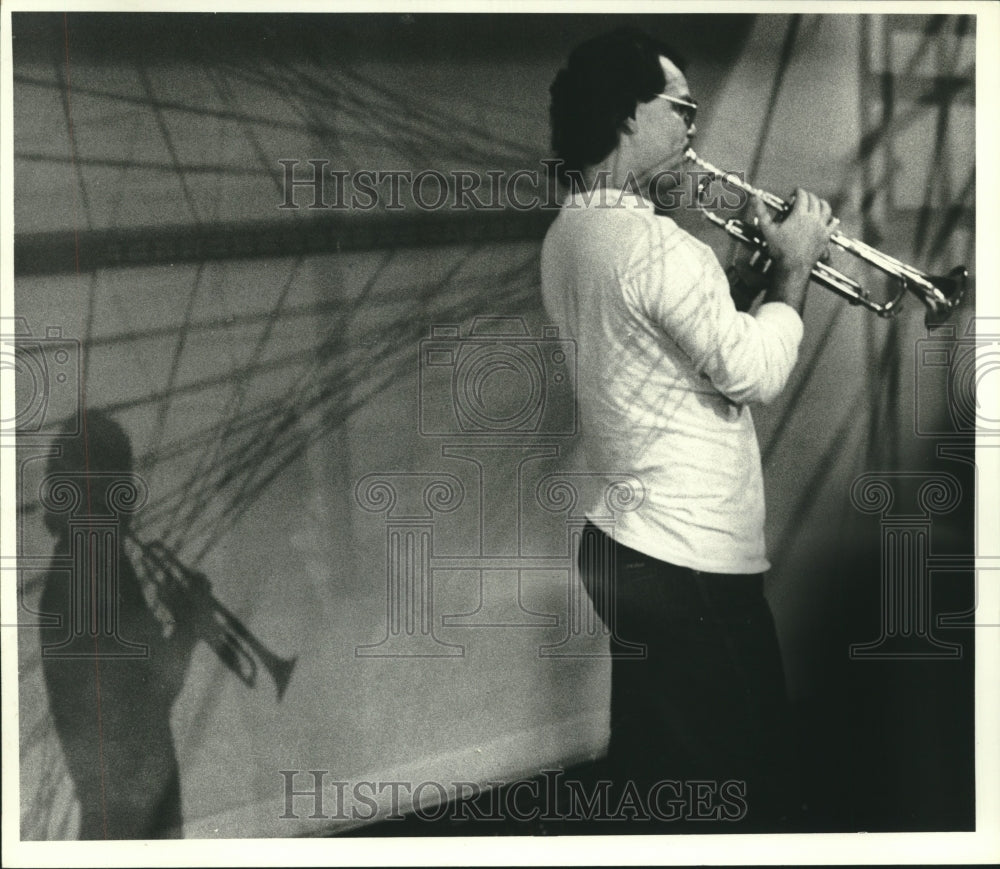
753;195;773;228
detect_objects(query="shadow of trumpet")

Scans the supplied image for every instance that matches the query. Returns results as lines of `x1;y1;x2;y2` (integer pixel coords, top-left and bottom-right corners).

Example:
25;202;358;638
126;536;297;700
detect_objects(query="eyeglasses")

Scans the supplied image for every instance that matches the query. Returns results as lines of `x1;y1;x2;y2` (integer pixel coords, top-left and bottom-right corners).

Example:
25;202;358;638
655;93;698;129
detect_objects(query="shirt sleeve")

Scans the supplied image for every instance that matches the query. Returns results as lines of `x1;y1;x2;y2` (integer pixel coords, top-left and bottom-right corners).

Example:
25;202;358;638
622;215;804;406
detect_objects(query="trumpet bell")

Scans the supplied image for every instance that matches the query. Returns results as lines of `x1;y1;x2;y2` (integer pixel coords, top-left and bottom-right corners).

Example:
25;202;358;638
922;266;968;328
272;655;298;702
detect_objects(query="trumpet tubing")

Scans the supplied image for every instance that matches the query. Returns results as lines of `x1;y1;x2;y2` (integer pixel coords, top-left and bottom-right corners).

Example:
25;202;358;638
684;149;967;327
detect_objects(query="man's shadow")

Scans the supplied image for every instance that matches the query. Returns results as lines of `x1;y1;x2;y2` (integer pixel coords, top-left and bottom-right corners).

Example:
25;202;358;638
38;411;198;839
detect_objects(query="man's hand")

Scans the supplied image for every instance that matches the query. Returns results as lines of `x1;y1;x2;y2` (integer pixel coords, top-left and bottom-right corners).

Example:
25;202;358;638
755;188;837;314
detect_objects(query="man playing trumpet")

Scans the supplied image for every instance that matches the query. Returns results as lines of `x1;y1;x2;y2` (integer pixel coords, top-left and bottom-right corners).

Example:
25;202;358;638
541;28;838;829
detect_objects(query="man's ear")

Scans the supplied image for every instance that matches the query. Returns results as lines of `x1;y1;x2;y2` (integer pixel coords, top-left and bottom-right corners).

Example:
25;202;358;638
621;116;638;135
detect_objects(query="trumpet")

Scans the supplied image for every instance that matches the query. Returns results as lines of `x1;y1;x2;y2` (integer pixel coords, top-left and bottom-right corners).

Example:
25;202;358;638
126;535;297;701
685;149;967;327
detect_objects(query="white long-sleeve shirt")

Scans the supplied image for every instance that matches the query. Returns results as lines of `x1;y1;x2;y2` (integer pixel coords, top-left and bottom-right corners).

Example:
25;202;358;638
540;187;803;573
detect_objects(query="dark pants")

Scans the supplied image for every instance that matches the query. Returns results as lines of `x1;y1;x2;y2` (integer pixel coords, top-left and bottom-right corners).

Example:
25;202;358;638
578;521;795;830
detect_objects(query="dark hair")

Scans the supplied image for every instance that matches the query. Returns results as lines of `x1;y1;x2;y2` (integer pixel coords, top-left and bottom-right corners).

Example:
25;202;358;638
549;28;686;182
